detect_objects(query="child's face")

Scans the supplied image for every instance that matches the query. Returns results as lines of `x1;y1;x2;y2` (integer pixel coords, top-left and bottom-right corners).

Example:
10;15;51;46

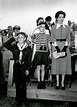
17;34;26;43
39;24;45;33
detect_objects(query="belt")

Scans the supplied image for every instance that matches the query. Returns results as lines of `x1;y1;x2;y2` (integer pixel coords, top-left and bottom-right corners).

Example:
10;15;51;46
56;39;66;42
39;45;48;51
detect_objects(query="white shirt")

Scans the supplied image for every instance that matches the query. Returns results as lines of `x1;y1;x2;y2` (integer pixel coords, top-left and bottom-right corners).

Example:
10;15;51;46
56;23;65;29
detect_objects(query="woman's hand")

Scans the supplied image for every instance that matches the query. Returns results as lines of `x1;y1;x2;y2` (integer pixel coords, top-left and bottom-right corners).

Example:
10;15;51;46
61;46;67;52
55;46;60;52
25;70;29;76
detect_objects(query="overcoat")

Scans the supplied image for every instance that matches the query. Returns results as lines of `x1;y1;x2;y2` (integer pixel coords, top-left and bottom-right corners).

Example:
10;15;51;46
3;37;32;101
3;37;32;84
51;24;71;75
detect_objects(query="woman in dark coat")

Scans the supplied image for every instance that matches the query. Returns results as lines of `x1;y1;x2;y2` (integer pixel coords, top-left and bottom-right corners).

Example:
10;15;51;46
3;32;31;103
51;11;71;90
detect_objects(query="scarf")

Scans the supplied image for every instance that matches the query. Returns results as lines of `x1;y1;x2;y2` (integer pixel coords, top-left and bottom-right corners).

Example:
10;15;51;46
17;42;28;61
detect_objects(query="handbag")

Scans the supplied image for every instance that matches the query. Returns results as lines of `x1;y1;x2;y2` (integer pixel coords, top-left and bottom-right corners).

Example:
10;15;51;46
53;51;66;59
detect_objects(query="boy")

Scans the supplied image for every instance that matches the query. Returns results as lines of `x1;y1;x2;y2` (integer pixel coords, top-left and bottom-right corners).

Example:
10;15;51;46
3;32;31;104
32;22;51;89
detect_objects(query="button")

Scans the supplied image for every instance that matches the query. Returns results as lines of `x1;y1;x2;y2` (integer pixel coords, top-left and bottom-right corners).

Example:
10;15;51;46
61;34;62;36
60;25;63;28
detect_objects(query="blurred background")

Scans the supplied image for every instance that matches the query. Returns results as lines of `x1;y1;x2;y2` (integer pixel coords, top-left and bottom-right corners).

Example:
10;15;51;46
0;0;77;34
0;0;77;50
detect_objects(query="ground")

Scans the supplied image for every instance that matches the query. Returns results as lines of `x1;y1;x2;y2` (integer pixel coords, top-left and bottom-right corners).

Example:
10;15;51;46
0;82;77;107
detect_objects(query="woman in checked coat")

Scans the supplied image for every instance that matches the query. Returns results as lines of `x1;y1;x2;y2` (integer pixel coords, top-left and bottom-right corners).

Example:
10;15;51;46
51;11;71;90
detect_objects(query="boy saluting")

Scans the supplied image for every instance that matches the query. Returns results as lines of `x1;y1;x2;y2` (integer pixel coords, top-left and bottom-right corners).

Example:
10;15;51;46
3;32;32;105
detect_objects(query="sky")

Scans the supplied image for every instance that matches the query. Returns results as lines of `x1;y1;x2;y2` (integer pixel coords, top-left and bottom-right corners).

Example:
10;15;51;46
0;0;77;35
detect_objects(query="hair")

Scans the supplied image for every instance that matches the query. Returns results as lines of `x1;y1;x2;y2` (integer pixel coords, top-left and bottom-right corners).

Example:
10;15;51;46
36;17;44;26
38;21;45;26
17;32;28;39
45;16;52;22
55;10;66;19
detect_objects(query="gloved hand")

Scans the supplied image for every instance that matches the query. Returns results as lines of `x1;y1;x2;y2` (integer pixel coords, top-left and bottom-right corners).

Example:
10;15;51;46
61;46;67;52
55;46;60;52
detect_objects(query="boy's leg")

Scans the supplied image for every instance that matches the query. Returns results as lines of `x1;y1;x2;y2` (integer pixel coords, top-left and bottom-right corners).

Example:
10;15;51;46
37;65;41;89
37;65;41;81
41;65;46;89
41;65;45;81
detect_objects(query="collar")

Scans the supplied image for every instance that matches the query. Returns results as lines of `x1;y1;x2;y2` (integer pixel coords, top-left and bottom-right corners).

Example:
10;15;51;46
56;23;65;29
17;42;28;51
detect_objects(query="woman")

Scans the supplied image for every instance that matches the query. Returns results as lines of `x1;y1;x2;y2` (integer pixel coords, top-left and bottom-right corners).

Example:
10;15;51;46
3;32;31;104
45;16;52;34
51;10;71;90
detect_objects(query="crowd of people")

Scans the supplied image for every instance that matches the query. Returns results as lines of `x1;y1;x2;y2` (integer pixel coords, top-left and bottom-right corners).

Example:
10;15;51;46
0;10;77;105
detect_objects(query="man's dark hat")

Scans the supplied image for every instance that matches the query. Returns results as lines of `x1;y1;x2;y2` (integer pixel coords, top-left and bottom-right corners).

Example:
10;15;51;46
13;25;21;30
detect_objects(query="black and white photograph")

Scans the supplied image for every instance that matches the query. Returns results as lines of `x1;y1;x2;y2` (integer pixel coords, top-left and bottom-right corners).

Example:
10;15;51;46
0;0;77;107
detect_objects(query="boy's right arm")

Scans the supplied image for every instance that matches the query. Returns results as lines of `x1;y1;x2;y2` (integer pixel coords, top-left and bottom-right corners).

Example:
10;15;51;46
3;37;15;51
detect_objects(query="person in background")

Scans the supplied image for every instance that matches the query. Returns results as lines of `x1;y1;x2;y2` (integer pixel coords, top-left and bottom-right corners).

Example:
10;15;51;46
13;25;21;36
45;16;52;34
32;22;51;89
36;17;44;26
31;17;49;37
31;17;45;34
7;26;13;38
3;32;32;105
0;30;4;85
12;25;21;45
1;29;13;80
51;10;71;90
